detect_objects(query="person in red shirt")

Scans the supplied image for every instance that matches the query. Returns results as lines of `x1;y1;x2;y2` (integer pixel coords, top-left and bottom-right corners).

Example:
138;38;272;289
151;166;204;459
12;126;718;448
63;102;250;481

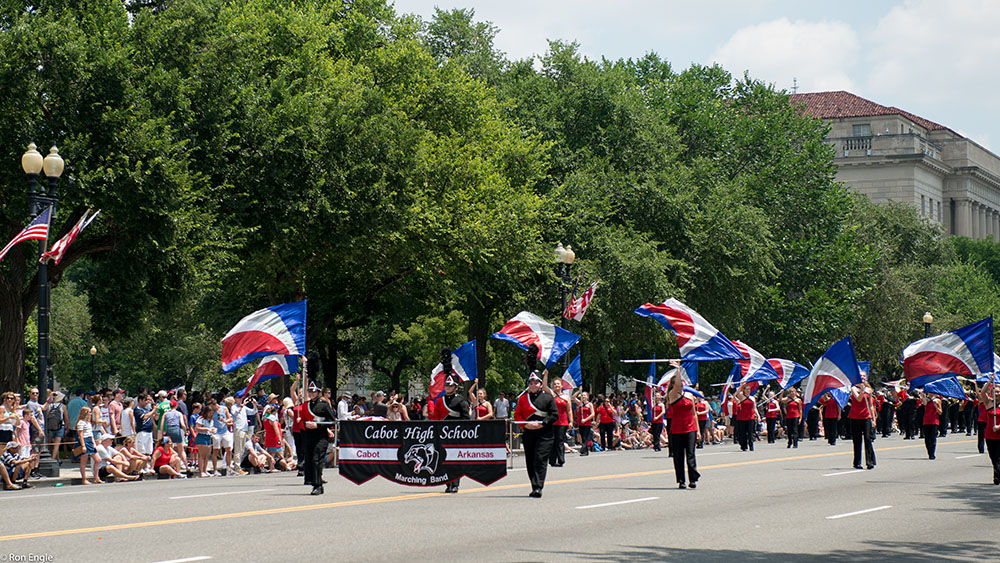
919;389;943;460
650;392;665;452
781;389;803;449
734;385;757;452
978;383;999;484
596;397;617;452
764;392;781;444
666;363;700;489
820;394;841;446
849;383;877;469
576;392;595;456
546;378;573;467
695;396;710;448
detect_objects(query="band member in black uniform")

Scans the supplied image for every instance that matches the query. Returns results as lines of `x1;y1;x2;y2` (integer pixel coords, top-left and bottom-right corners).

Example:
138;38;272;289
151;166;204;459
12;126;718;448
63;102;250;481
301;381;336;495
430;348;470;493
514;370;558;498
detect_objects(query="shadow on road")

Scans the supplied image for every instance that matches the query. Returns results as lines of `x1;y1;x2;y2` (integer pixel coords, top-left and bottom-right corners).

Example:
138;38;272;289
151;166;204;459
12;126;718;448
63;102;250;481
519;540;1000;562
926;482;1000;518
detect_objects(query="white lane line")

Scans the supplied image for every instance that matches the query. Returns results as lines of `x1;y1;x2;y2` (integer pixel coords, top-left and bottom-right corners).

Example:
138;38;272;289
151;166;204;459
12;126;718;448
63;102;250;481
823;469;865;477
956;454;982;459
576;497;659;510
826;505;892;520
150;557;212;563
169;488;275;500
0;490;97;501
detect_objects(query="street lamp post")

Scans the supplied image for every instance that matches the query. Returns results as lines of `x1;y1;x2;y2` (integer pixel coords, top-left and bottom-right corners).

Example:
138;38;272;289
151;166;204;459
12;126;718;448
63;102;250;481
21;143;63;404
923;312;934;338
553;242;576;329
90;345;97;386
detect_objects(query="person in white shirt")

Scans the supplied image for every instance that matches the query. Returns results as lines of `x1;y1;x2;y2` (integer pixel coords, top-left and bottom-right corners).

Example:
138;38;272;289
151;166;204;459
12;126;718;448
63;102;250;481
337;395;355;421
494;393;509;419
95;435;138;482
231;396;250;475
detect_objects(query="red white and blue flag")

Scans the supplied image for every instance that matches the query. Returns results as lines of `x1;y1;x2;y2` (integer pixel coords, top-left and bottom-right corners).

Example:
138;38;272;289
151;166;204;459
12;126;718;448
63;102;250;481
237;354;300;397
490;311;580;369
769;358;811;389
634;298;743;362
561;353;583;390
0;206;51;262
733;340;779;385
923;377;968;401
976;352;1000;383
563;281;599;321
428;340;478;399
40;209;100;265
802;337;862;411
221;300;307;373
903;318;994;389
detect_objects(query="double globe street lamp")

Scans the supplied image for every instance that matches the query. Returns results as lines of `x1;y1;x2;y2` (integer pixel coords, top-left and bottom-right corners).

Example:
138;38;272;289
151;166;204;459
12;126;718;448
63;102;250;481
21;143;64;404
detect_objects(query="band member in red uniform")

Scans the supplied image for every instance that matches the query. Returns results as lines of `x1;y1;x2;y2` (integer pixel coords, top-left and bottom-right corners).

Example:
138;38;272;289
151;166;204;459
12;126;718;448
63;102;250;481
666;365;700;489
919;389;942;460
651;392;665;452
514;371;558;497
977;384;991;454
695;396;710;448
576;392;594;456
820;393;841;446
979;382;999;484
849;382;876;469
430;365;470;493
301;381;336;495
764;392;781;444
734;385;756;452
546;378;573;467
781;389;803;449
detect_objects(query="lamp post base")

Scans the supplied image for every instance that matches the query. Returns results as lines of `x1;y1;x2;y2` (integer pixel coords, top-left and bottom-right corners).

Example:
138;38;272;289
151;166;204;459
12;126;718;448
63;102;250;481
36;455;60;478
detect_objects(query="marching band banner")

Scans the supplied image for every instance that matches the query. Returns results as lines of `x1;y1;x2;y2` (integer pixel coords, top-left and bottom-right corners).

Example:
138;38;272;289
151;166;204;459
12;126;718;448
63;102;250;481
338;420;507;487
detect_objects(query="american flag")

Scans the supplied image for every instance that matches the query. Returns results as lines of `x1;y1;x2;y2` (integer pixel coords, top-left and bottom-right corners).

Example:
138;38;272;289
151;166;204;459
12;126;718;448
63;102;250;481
0;206;52;263
563;281;599;321
40;209;99;265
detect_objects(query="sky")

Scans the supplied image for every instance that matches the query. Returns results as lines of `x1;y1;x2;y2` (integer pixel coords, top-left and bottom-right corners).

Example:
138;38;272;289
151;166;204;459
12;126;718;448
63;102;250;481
391;0;1000;153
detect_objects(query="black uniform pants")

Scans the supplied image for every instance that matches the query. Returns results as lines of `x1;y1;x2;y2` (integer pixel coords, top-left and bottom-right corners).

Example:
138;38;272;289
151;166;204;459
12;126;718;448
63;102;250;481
923;424;938;459
736;419;754;451
786;417;800;447
599;422;615;451
293;431;304;468
851;419;876;468
824;416;838;445
651;422;663;451
979;421;987;453
669;431;699;484
578;425;593;452
549;425;567;466
986;438;1000;483
900;403;915;438
303;432;329;487
766;418;777;443
523;426;554;491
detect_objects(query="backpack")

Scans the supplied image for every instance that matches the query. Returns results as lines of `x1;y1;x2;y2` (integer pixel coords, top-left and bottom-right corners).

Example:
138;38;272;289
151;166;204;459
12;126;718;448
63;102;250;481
46;402;64;430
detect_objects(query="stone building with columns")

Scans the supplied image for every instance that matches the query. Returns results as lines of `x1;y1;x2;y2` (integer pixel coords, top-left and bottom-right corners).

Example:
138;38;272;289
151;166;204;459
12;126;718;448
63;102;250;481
790;91;1000;241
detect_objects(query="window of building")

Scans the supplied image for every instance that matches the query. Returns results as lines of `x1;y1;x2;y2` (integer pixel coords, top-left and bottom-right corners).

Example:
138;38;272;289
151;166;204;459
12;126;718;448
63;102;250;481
921;195;926;215
853;124;872;137
938;201;942;221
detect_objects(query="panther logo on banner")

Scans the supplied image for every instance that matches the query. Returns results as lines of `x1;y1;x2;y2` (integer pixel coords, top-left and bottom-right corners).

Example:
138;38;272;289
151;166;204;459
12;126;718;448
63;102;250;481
404;443;439;475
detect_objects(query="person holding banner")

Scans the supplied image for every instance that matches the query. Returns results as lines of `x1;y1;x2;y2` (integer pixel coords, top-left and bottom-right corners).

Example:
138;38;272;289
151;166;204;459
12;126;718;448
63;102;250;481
666;364;700;489
849;382;877;469
781;389;803;449
546;378;573;467
919;389;943;460
650;392;665;452
430;373;470;493
514;371;558;498
576;392;595;456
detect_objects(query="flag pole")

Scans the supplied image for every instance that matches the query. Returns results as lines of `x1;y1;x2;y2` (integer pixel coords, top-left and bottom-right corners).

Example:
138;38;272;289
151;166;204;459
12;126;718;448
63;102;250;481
620;359;681;364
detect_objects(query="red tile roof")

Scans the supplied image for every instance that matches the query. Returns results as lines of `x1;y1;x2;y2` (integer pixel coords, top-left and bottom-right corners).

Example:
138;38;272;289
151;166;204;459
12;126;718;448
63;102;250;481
790;91;947;132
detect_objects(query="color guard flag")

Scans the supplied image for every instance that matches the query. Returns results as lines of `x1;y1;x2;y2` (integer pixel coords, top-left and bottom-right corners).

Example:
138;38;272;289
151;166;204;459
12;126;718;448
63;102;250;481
221;300;307;373
768;359;810;389
0;206;51;262
561;353;583;390
923;377;968;401
976;353;1000;383
903;318;994;389
634;298;744;362
490;311;581;368
40;209;100;265
428;340;478;399
237;355;300;397
564;281;599;321
733;340;779;384
802;337;862;411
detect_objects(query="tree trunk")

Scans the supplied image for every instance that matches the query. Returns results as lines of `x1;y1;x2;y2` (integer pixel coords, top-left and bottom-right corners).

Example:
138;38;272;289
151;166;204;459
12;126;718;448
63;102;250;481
466;296;491;387
594;360;609;398
0;244;28;393
324;339;338;395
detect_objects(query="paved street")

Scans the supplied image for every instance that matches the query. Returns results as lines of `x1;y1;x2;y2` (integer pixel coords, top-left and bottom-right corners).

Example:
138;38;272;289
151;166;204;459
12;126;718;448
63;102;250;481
1;433;998;562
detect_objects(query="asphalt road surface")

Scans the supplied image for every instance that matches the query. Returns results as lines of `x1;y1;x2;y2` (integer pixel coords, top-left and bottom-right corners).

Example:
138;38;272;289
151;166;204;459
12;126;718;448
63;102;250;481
1;433;997;562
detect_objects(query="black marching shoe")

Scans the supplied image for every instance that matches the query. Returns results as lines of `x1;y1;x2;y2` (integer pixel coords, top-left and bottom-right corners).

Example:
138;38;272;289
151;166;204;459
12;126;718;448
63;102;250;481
310;486;324;495
678;482;687;489
688;481;697;489
529;489;542;498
